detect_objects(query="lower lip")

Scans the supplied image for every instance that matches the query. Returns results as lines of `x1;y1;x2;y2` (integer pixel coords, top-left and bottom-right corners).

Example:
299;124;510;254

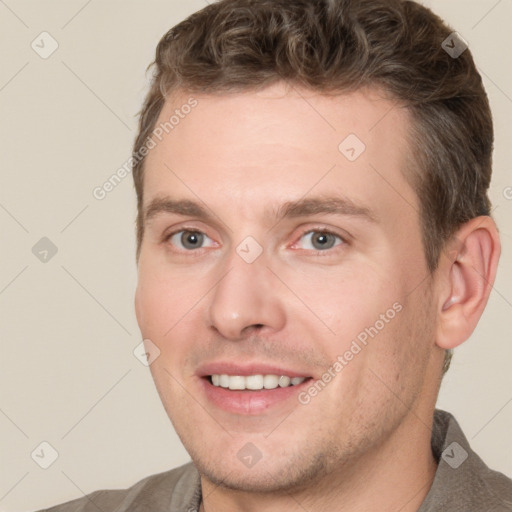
200;378;311;415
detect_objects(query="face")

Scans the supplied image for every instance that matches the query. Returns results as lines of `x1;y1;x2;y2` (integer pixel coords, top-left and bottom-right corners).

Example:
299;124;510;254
135;84;439;493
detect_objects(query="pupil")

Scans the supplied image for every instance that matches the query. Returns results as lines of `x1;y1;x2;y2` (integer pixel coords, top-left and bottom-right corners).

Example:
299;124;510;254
182;231;202;249
313;232;334;250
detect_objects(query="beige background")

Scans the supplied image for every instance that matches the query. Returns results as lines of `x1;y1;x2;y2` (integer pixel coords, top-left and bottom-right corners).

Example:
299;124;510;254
0;1;510;510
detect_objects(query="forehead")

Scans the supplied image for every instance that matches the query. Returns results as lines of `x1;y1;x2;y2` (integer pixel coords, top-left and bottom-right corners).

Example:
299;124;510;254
142;84;418;225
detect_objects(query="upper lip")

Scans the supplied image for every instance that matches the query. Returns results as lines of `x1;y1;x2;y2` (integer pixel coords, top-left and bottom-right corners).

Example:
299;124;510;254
196;361;311;379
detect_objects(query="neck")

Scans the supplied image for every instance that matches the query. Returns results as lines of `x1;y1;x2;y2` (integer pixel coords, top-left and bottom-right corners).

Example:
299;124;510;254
199;411;437;512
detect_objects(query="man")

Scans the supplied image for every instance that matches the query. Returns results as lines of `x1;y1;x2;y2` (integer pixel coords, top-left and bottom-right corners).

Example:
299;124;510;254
42;0;512;510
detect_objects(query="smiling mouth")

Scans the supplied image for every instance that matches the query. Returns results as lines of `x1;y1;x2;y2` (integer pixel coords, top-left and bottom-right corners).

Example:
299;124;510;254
208;374;310;391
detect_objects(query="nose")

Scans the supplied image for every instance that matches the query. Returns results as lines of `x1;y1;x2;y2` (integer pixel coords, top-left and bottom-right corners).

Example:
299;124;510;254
205;251;287;340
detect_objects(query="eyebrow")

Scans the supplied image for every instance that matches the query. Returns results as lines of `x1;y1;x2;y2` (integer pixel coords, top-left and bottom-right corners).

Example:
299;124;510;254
144;198;211;223
143;195;377;225
275;196;376;222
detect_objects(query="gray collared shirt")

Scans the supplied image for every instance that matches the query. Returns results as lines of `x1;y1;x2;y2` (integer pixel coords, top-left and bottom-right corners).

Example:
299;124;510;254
39;410;512;511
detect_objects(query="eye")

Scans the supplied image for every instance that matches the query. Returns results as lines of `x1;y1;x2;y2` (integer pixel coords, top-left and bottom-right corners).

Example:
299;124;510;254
296;230;344;251
168;230;216;250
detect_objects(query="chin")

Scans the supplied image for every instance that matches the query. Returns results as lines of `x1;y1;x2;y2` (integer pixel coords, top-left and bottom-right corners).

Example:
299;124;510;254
191;448;333;494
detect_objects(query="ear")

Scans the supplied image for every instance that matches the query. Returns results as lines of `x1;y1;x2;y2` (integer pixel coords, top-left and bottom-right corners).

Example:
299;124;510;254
435;216;501;350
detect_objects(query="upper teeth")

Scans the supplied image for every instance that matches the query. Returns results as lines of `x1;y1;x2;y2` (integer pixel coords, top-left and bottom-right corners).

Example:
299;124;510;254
210;374;306;390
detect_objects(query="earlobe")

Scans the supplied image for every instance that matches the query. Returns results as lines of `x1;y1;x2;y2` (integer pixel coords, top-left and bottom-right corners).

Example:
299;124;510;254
436;216;500;350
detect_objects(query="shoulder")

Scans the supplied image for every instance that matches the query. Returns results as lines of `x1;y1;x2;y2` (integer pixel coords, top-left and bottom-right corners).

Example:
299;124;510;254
36;462;201;512
421;410;512;511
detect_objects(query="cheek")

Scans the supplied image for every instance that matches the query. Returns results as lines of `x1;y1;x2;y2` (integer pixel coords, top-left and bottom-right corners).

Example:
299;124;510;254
135;275;164;336
287;264;403;348
359;285;435;394
135;259;201;335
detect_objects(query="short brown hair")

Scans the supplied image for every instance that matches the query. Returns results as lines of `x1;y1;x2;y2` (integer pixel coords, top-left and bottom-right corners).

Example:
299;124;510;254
132;0;493;370
133;0;492;269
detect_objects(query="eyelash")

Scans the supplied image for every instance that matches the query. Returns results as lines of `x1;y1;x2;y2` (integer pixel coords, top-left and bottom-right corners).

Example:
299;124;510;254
163;227;348;256
292;228;347;255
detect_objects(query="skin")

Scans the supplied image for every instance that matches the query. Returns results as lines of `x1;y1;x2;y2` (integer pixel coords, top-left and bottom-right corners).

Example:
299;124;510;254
134;83;500;511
